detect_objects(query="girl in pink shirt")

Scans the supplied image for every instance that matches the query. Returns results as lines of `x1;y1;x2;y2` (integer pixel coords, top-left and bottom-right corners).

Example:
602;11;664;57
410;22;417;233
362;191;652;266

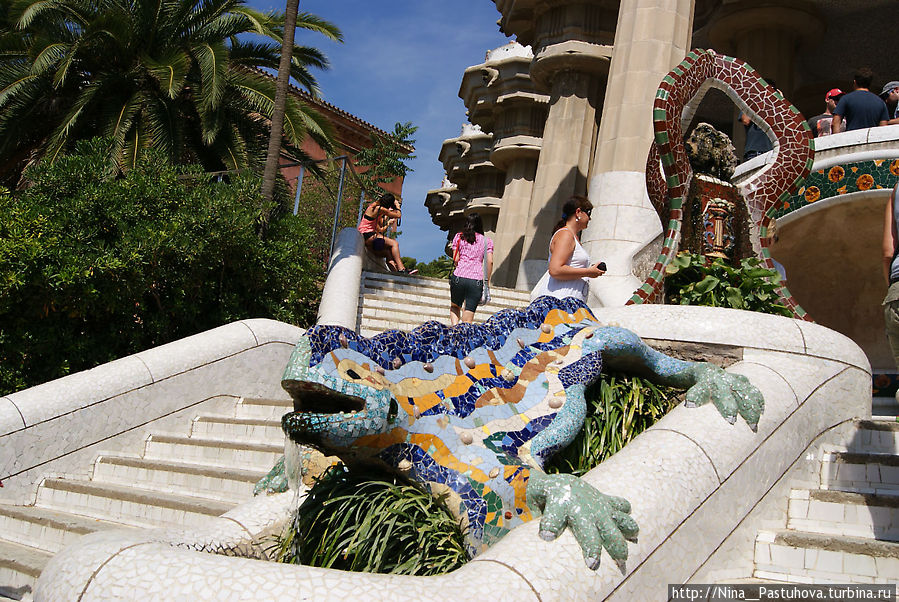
450;213;493;325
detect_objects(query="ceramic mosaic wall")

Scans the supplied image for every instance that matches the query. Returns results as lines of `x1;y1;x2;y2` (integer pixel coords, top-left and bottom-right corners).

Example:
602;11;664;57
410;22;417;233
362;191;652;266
631;49;814;320
773;158;899;220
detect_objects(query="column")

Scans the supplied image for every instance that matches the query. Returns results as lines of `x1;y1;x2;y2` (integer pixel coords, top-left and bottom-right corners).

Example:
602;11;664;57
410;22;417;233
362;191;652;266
582;0;695;307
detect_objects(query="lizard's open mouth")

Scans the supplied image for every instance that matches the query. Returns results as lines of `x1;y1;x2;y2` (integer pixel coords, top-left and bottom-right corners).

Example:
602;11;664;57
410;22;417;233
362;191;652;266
282;380;366;414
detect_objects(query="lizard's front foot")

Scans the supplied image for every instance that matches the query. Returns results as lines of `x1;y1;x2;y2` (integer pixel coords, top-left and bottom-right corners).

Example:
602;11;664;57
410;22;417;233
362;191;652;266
526;472;638;572
684;363;764;431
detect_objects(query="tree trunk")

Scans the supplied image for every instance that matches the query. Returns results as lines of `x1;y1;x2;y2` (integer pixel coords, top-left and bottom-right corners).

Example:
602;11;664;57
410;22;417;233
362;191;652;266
261;0;300;215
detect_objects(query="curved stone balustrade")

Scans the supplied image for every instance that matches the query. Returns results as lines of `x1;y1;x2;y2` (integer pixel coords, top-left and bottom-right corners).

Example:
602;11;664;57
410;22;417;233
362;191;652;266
0;319;303;502
734;124;899;375
34;306;870;600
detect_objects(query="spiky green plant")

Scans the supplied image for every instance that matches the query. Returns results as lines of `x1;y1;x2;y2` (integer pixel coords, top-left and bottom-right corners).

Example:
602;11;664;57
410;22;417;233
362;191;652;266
0;0;341;181
277;466;468;576
545;373;682;476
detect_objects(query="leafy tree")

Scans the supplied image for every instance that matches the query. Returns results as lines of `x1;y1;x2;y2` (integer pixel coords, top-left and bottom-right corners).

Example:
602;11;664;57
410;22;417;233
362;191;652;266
353;121;417;195
404;255;453;279
0;138;323;394
0;0;341;183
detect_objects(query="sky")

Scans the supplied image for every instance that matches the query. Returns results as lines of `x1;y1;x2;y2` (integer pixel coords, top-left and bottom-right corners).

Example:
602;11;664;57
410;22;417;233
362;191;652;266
250;0;512;262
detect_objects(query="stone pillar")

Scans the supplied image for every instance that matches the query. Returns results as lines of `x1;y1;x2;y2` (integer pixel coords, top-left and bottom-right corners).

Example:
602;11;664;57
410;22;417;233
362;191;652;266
582;0;695;307
424;180;467;254
517;70;603;287
493;1;617;289
458;42;548;288
708;1;824;101
436;123;504;240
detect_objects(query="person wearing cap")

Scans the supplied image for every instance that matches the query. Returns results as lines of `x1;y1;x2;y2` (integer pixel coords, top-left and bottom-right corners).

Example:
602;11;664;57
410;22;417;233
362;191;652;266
880;80;899;125
832;68;889;133
807;88;843;137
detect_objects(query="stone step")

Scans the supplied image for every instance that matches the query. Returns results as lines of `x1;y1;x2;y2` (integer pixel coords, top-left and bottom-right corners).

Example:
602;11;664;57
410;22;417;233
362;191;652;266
0;502;125;554
360;298;498;329
35;477;234;529
190;415;284;443
143;433;283;471
787;489;899;541
232;397;293;421
361;280;530;306
821;450;899;494
363;271;530;301
361;292;521;317
754;529;899;584
0;540;51;601
91;454;267;504
847;419;899;454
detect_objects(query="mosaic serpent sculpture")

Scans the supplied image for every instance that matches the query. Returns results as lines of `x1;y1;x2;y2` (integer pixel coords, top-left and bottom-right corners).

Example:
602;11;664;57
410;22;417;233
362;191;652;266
260;296;763;571
631;49;814;320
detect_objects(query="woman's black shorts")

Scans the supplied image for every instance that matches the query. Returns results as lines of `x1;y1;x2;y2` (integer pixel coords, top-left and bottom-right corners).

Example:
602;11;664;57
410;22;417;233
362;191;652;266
450;274;483;312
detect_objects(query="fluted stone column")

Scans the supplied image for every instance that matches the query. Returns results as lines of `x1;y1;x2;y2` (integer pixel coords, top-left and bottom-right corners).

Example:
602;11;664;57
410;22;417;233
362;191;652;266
493;1;616;289
459;42;548;287
582;0;695;307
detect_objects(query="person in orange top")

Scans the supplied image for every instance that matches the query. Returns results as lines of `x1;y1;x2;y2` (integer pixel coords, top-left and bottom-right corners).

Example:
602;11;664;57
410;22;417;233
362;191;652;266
357;193;416;274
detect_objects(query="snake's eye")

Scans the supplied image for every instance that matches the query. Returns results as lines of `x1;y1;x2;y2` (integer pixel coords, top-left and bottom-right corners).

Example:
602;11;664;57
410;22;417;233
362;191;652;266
346;369;361;380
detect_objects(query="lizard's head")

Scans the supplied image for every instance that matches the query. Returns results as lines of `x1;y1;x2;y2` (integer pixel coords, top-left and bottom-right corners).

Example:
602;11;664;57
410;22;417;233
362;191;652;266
280;329;397;456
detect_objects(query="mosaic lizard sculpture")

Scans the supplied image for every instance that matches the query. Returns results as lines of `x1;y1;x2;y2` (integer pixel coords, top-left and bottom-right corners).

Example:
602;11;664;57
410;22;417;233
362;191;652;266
261;296;763;571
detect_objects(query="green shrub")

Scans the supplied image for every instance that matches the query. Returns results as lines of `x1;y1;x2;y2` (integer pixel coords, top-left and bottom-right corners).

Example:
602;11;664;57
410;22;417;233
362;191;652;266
664;251;792;316
0;139;324;394
277;466;468;576
545;373;682;475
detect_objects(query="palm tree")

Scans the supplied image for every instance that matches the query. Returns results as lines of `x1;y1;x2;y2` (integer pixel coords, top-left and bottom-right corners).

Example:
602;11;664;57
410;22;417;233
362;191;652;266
0;0;342;182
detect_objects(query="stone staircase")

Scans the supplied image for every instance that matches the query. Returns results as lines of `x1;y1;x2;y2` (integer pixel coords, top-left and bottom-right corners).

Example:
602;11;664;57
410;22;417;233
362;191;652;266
0;396;291;600
357;271;532;337
753;419;899;584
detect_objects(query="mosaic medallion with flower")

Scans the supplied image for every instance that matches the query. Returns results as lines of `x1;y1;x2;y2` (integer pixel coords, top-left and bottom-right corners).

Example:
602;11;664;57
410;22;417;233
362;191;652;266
804;186;821;203
857;174;875;190
828;166;845;182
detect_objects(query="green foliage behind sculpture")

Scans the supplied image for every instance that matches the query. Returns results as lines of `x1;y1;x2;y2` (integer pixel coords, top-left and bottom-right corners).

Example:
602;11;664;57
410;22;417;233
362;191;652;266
545;374;682;476
664;251;792;316
0;139;324;394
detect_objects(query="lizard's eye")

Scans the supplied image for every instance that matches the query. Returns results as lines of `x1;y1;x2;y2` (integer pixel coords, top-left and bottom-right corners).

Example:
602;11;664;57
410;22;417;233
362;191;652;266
346;369;361;380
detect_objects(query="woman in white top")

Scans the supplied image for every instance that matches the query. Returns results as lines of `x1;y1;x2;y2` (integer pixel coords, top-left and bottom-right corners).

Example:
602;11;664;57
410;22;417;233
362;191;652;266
531;195;605;301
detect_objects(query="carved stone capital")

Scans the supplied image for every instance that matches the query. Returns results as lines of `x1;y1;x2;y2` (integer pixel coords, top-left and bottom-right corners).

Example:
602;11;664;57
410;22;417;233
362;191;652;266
530;39;613;91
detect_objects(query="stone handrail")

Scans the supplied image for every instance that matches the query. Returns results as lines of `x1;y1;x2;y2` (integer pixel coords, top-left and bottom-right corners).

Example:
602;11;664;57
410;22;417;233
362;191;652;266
0;319;303;501
316;227;365;329
34;306;871;600
734;123;899;182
